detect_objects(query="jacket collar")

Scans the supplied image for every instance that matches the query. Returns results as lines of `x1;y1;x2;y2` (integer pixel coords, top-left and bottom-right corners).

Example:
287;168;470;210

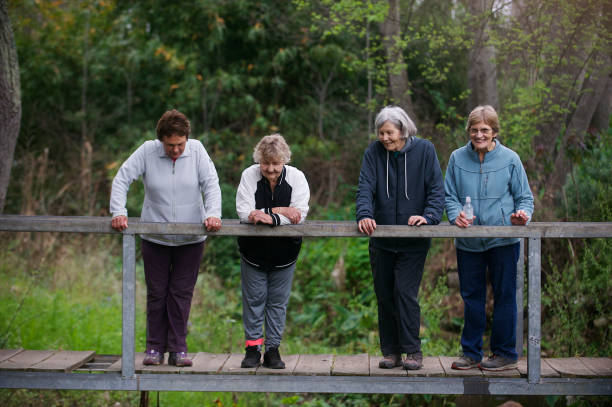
399;135;414;153
155;139;192;159
376;135;416;155
466;139;501;163
261;165;286;187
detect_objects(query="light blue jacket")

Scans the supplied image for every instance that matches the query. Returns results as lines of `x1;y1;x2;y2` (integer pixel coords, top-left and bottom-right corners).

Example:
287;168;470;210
110;139;222;246
444;140;534;252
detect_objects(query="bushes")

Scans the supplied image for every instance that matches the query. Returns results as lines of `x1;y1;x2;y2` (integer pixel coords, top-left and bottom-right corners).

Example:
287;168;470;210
541;131;612;357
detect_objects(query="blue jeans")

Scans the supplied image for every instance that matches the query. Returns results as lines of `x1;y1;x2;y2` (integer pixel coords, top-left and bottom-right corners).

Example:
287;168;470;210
457;242;520;362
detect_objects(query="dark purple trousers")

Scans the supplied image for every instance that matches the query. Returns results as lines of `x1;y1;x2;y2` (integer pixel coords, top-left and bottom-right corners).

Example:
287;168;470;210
141;239;205;353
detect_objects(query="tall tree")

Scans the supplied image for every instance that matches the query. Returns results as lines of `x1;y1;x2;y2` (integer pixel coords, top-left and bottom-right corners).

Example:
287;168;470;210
466;0;499;110
380;0;415;118
0;0;21;213
494;0;610;210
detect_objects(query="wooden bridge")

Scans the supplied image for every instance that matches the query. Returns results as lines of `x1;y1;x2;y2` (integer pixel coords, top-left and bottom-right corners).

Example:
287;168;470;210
0;215;611;395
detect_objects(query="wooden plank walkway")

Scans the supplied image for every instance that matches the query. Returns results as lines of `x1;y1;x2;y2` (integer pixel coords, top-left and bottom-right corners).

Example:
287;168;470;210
2;350;610;378
0;350;94;372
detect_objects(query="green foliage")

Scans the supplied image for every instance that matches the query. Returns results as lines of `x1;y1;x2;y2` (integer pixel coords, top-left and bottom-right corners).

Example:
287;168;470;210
420;275;457;356
2;0;612;405
502;81;552;159
562;132;612;222
541;131;612;357
491;0;610;187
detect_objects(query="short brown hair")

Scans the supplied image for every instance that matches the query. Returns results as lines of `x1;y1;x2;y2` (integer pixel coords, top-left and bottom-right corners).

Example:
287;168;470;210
253;133;291;164
466;105;499;135
156;109;191;140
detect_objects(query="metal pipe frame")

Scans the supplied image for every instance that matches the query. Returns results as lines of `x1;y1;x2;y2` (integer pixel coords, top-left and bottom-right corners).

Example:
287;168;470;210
516;238;525;358
121;234;136;379
528;237;542;384
1;372;610;395
1;216;611;395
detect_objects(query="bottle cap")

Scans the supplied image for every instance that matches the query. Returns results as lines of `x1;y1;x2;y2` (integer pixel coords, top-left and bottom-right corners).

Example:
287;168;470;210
466;196;471;203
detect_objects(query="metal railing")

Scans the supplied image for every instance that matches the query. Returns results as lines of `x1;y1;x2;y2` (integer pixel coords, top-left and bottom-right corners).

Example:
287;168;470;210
1;215;611;394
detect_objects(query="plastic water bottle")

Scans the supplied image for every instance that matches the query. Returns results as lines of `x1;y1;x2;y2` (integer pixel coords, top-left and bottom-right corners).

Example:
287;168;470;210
463;196;473;226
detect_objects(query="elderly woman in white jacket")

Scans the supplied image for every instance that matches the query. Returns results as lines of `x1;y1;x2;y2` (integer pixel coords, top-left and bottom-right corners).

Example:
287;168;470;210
235;134;309;369
110;109;222;367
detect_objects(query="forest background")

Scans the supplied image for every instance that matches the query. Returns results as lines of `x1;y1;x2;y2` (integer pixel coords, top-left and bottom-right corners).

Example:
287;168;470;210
0;0;610;406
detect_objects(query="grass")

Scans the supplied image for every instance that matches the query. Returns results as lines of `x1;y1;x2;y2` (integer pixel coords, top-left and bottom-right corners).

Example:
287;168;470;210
1;233;610;406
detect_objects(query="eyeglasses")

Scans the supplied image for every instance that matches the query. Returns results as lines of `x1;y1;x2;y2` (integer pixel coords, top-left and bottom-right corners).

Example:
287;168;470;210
470;127;492;135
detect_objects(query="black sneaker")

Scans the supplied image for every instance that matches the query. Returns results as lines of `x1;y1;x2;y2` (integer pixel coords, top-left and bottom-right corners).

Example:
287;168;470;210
241;345;261;368
262;347;285;369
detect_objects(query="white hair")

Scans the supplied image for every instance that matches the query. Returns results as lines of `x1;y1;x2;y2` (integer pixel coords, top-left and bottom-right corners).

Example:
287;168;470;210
252;133;291;164
374;106;417;139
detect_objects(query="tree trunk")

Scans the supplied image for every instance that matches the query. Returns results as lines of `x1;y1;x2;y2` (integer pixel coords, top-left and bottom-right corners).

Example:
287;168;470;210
366;20;373;136
380;0;415;119
0;0;21;214
534;0;611;202
80;13;92;215
466;0;499;110
589;75;612;135
549;52;612;191
508;0;611;208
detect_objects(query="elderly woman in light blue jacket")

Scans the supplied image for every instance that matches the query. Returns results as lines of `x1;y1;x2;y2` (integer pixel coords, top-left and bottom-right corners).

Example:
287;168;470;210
444;105;534;372
110;109;222;367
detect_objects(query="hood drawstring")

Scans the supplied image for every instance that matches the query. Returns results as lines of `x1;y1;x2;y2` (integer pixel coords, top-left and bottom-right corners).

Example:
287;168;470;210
404;152;409;199
385;149;410;200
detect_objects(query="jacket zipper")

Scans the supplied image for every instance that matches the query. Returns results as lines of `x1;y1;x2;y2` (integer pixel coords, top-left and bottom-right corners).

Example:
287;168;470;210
479;161;484;250
172;160;176;220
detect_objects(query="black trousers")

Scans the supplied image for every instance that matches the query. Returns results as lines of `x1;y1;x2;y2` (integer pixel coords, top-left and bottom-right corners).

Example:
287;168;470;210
369;244;429;355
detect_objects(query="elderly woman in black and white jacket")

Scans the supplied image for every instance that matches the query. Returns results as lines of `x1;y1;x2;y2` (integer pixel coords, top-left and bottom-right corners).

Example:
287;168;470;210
235;134;310;369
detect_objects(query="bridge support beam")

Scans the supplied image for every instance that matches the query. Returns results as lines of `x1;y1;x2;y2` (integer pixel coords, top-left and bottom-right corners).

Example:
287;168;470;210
121;233;136;378
528;237;542;384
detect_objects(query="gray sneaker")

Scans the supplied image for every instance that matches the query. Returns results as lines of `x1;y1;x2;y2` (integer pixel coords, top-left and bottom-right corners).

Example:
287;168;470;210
378;354;402;369
451;355;479;370
479;354;517;371
403;351;423;370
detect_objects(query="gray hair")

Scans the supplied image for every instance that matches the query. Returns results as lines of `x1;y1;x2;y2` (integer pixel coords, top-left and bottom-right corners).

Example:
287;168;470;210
374;106;417;139
253;133;292;164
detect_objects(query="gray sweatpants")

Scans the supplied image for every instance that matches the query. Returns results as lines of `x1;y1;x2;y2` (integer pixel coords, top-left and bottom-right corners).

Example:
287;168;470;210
241;259;295;349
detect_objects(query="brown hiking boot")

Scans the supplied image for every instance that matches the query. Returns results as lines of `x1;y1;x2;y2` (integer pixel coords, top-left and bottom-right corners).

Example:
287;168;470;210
403;351;423;370
378;354;402;369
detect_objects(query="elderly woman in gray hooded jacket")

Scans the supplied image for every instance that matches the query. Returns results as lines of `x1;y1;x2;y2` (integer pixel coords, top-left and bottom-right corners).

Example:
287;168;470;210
356;106;444;370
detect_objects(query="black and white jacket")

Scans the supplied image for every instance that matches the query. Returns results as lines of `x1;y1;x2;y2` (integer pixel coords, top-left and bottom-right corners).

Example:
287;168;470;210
236;164;310;270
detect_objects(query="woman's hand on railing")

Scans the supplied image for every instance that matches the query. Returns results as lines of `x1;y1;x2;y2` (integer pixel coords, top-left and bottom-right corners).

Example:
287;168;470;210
510;210;530;226
205;216;222;232
248;210;274;225
408;215;428;226
272;207;301;224
111;215;128;231
358;218;377;236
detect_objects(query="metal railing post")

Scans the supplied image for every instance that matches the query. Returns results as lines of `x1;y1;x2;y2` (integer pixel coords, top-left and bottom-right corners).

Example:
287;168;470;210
516;238;525;357
121;233;136;378
527;237;541;383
